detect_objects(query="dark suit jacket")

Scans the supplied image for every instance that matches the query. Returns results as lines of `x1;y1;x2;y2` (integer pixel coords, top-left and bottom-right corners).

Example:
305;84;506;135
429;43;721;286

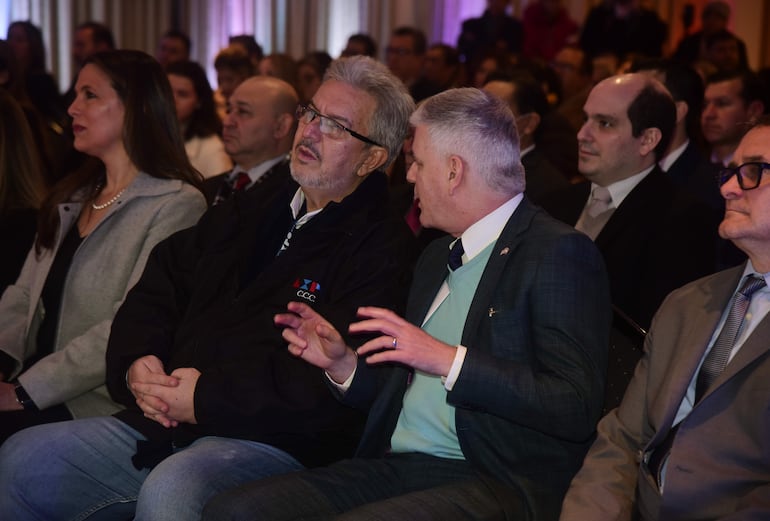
522;147;570;205
540;167;719;330
561;264;770;520
343;198;612;520
665;141;723;212
201;158;291;207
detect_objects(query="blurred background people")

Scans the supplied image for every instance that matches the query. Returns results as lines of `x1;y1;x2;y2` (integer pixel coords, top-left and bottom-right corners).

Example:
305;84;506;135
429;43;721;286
673;1;747;69
156;29;191;70
214;45;255;120
0;50;206;444
457;0;523;65
0;90;47;295
296;51;332;104
229;34;263;72
258;52;299;93
167;60;232;179
522;0;578;63
340;33;377;58
423;43;462;91
66;21;115;104
580;0;667;61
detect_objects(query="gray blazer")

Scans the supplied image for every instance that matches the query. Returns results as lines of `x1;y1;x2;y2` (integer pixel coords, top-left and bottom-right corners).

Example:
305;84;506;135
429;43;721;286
561;263;770;520
0;173;206;418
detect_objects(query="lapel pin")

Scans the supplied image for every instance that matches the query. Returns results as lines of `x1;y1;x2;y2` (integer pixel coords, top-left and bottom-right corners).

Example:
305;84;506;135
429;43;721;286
488;307;498;317
500;247;510;255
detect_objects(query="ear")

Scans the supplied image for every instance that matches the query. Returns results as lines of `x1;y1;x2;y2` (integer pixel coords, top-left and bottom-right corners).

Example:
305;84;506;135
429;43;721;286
674;100;688;125
639;127;662;157
746;100;765;124
517;112;541;136
447;155;464;195
355;146;389;177
273;113;295;140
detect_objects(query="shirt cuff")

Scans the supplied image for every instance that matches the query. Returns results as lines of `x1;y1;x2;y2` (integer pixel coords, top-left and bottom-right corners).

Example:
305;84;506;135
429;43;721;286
325;353;358;393
442;345;467;391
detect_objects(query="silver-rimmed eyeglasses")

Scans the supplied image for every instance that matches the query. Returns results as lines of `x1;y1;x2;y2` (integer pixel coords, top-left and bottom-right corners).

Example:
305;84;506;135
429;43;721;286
295;104;382;147
719;162;770;190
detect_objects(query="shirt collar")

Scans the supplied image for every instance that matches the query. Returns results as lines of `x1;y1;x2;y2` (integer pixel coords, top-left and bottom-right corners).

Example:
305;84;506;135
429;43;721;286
520;144;535;158
452;193;524;265
598;164;655;209
659;139;689;172
229;154;288;183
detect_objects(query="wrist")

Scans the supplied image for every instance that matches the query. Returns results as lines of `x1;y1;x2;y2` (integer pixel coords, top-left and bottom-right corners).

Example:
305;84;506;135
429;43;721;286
13;382;38;411
328;349;358;385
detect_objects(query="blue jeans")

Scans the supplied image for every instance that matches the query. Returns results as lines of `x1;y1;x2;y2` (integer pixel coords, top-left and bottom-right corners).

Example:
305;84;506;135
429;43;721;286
0;416;304;521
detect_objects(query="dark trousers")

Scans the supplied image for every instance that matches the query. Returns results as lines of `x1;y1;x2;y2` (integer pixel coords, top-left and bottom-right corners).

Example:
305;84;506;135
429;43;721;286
202;452;525;521
0;404;72;445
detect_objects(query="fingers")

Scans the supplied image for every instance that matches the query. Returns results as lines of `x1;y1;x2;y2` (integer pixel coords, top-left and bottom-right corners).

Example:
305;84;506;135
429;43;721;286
274;312;302;329
357;335;400;356
282;328;308;349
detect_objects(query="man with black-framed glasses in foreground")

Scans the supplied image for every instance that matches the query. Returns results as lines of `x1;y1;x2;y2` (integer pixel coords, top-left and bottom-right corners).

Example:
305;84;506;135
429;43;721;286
561;117;770;520
0;56;417;521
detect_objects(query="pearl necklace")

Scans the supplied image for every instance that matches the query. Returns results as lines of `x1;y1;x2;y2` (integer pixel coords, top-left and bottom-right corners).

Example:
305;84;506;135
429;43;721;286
91;185;127;210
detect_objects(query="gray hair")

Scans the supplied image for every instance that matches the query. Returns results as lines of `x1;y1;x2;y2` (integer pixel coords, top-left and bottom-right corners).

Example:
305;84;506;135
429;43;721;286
410;88;524;195
325;56;415;169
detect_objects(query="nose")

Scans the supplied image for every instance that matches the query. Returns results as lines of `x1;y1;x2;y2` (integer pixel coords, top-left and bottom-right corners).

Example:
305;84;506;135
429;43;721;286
300;115;322;140
406;161;417;183
576;120;591;143
702;102;715;120
67;96;80;117
720;171;742;200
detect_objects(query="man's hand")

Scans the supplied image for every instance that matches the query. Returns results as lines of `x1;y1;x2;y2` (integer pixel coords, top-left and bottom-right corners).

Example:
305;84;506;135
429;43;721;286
0;381;23;411
352;306;456;377
274;302;358;384
131;367;200;427
127;355;179;427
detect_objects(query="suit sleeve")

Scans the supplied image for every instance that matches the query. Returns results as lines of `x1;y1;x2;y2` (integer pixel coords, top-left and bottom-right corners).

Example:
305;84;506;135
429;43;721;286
559;306;662;520
448;230;611;442
105;196;211;408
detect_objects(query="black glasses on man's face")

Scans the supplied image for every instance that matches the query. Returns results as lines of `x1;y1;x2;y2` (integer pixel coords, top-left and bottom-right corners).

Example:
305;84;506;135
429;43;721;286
295;104;382;147
718;162;770;190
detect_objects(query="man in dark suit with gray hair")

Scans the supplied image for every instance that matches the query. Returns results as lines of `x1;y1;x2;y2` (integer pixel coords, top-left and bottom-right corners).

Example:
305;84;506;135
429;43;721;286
203;87;612;521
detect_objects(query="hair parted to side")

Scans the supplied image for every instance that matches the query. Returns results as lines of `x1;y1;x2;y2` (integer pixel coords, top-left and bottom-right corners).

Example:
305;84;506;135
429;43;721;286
627;80;676;162
410;87;525;195
324;56;415;170
36;49;202;252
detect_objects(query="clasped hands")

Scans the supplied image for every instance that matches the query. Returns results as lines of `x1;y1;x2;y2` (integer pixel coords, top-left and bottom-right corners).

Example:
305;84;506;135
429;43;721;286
127;355;199;428
274;302;456;382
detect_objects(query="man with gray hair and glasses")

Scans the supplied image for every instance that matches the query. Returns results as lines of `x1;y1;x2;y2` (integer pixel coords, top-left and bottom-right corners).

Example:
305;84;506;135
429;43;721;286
0;56;416;521
202;87;611;520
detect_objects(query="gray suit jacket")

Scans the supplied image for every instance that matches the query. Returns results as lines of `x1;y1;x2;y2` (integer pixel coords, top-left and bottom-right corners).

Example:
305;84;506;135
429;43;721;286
561;264;770;520
0;173;206;418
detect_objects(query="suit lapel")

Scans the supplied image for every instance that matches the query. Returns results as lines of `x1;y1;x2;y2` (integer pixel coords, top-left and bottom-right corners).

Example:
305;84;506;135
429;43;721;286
406;237;453;325
646;268;743;440
595;167;665;248
461;199;535;346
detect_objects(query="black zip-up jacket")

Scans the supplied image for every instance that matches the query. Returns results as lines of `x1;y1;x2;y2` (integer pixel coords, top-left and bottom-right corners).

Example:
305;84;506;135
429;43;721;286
106;171;417;468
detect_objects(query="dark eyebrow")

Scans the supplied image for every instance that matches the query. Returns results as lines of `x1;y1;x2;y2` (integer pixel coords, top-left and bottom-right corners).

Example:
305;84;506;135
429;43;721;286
742;155;768;164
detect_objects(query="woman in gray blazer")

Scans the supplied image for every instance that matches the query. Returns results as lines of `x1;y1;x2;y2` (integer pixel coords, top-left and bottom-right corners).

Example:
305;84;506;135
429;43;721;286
0;50;207;443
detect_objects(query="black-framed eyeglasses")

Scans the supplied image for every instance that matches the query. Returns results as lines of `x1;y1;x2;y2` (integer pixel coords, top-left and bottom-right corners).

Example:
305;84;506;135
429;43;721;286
295;104;382;147
718;162;770;190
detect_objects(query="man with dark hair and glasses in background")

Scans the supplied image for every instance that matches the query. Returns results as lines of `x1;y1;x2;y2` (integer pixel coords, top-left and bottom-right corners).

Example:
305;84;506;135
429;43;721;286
0;56;417;521
561;116;770;520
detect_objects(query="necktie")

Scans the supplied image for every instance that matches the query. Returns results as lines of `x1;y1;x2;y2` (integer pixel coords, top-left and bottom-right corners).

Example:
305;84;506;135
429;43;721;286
575;185;614;240
448;239;464;271
695;274;766;400
232;171;251;191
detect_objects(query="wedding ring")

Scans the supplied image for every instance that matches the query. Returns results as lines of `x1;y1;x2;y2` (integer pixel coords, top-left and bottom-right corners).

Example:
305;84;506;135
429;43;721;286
392;337;398;349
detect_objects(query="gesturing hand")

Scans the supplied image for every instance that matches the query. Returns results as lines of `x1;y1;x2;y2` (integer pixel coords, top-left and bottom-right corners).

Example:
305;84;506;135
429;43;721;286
274;302;358;384
352;306;456;377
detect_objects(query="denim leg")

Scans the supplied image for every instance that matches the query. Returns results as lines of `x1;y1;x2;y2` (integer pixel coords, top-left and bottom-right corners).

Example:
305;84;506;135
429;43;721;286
134;436;304;521
0;416;150;521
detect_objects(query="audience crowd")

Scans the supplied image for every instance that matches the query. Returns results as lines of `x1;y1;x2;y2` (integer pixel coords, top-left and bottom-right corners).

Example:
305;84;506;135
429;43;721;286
0;0;769;519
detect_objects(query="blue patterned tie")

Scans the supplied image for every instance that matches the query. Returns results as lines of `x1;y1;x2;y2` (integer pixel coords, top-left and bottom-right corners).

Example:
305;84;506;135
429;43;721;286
695;274;766;400
448;239;464;271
